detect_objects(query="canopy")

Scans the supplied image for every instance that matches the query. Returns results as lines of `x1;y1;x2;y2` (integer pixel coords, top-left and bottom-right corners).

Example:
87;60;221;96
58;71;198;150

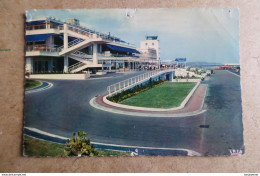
26;34;52;42
106;44;140;54
26;20;46;26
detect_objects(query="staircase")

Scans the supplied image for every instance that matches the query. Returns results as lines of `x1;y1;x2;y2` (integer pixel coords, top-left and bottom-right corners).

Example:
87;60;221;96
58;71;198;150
68;62;89;73
69;51;92;63
58;26;108;73
58;25;109;56
58;38;103;56
67;51;93;73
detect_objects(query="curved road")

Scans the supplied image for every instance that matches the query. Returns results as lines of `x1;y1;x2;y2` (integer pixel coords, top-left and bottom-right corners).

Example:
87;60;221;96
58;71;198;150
24;70;244;156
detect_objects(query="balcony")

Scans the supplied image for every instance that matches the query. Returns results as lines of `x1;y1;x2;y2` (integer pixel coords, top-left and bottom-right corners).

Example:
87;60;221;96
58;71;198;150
26;25;63;35
97;53;139;61
26;44;59;57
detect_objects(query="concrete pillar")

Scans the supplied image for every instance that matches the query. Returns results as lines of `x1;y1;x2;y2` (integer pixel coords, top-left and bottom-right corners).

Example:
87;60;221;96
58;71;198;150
25;57;33;73
63;24;68;49
128;60;130;69
93;43;98;65
64;56;69;73
169;72;173;82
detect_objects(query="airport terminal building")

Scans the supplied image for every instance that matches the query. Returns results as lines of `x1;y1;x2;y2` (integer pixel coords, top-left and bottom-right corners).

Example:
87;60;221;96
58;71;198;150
25;18;159;74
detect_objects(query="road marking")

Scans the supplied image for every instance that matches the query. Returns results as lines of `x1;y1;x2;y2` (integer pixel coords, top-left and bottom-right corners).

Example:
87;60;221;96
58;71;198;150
25;81;53;94
24;127;68;140
226;70;240;77
24;127;201;156
25;80;43;91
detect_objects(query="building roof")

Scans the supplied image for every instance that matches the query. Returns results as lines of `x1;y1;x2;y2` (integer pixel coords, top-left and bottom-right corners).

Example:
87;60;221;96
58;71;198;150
26;17;133;47
107;44;140;54
146;36;158;40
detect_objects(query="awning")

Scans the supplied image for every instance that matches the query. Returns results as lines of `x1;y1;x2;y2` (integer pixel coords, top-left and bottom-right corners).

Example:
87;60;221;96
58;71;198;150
106;44;140;54
26;20;46;26
26;34;52;42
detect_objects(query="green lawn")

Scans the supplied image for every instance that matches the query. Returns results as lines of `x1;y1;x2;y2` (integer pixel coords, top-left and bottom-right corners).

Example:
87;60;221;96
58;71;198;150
25;80;41;90
119;82;196;108
23;135;130;157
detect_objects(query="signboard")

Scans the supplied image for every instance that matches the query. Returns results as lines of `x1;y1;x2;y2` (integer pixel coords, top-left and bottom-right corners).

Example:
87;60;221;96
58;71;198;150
175;58;186;62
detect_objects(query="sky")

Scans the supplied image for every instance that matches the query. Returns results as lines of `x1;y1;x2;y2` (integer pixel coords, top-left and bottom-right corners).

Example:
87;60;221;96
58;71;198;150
26;8;240;63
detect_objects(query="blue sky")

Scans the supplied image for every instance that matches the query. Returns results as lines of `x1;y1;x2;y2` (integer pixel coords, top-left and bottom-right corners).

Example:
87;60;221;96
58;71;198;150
26;8;239;63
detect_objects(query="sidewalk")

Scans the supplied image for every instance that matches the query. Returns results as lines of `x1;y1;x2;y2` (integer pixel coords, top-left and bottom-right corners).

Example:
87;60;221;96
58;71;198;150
94;84;207;116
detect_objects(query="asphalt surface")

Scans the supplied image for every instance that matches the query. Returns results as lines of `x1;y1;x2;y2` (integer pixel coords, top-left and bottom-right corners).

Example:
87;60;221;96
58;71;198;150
24;70;244;156
227;69;240;76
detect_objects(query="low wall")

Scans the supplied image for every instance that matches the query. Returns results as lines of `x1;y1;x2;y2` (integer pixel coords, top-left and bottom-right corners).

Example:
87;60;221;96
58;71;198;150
30;74;90;80
96;72;107;75
172;79;201;82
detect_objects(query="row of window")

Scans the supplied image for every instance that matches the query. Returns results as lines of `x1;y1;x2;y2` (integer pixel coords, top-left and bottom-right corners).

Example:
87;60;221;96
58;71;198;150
145;42;155;46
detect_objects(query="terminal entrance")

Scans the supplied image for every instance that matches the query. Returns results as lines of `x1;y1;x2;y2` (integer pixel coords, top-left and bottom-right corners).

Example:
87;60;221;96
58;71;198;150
33;60;49;73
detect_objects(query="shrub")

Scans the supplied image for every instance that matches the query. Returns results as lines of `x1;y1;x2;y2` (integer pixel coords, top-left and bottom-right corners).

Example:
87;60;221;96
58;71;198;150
64;131;95;157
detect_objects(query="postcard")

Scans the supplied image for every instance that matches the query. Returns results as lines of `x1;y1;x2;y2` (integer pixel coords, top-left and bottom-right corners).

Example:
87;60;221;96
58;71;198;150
23;8;244;157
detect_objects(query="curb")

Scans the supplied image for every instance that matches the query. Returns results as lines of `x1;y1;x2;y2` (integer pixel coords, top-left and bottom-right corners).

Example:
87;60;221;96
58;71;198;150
89;86;207;118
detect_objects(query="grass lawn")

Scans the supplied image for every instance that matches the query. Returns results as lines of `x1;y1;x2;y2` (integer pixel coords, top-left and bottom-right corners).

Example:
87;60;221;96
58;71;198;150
23;135;130;157
25;80;41;90
119;82;196;108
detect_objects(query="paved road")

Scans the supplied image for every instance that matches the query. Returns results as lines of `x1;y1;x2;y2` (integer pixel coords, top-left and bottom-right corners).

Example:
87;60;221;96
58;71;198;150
228;69;240;76
24;70;244;155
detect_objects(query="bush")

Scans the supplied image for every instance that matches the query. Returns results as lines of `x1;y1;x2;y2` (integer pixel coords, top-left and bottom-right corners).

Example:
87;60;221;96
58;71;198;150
64;131;95;157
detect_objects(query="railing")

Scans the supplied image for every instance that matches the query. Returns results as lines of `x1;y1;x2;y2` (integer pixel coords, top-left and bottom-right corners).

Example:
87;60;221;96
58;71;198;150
57;38;85;52
71;51;92;60
107;69;162;95
67;25;95;38
26;18;136;48
68;62;86;72
66;24;136;48
97;53;139;58
26;44;58;52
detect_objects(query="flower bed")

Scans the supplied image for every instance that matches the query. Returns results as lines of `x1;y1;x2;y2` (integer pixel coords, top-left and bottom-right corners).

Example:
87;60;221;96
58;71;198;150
107;78;168;103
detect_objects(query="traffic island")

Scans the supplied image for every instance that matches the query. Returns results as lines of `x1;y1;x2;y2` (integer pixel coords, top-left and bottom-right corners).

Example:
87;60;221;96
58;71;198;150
25;80;42;90
119;82;196;109
25;80;53;94
90;80;208;117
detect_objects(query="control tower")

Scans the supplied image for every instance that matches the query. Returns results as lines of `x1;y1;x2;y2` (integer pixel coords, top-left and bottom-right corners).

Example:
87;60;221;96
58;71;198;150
140;36;160;60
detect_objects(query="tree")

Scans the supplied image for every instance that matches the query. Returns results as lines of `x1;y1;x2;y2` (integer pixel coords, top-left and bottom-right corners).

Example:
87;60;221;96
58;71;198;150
25;72;30;80
64;131;95;157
